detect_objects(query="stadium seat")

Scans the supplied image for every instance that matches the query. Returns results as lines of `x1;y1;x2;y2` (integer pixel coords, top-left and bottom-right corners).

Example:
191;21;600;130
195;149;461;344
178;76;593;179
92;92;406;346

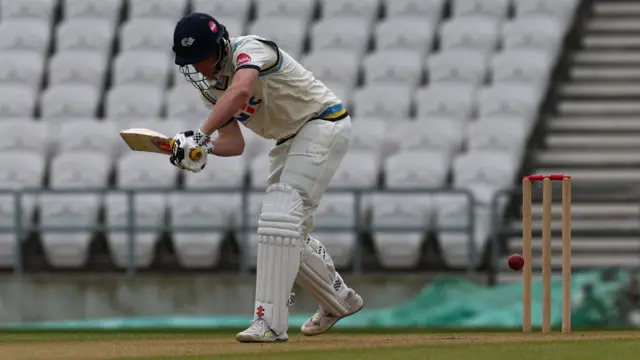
349;118;387;158
0;120;50;154
249;151;270;189
117;152;178;189
371;193;432;268
254;0;316;22
0;51;45;91
128;0;188;19
391;117;465;155
49;153;112;189
104;193;165;269
384;150;450;188
477;83;540;119
312;193;358;268
427;49;489;86
452;150;519;204
56;19;114;56
320;0;380;24
184;155;246;189
415;84;477;122
513;0;579;24
329;151;378;188
40;84;101;119
451;0;510;19
311;18;371;56
169;193;241;268
112;50;171;87
0;153;46;189
501;17;564;55
0;85;36;117
491;49;552;88
47;51;108;88
105;85;165;118
39;194;100;268
439;17;500;54
249;17;307;59
119;19;174;53
166;85;212;121
353;85;413;119
192;0;252;22
323;82;352;106
375;18;436;56
364;50;423;88
62;0;124;25
219;18;246;38
302;50;360;89
383;0;445;22
466;117;529;157
54;120;117;154
1;0;57;25
0;19;50;54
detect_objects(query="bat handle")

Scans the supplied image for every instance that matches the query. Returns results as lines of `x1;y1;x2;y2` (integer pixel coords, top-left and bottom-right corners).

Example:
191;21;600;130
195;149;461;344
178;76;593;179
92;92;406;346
189;148;204;161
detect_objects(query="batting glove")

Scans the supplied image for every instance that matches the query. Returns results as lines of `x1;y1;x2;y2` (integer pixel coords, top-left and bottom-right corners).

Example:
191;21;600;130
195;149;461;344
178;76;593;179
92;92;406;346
169;130;210;173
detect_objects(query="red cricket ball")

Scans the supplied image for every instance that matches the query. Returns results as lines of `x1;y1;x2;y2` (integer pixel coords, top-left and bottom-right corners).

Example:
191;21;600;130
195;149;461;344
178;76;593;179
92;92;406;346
508;254;525;270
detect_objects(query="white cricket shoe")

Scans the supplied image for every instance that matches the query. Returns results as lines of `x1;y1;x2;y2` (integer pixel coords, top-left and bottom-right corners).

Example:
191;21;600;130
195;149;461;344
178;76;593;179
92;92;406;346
236;318;289;343
301;289;364;336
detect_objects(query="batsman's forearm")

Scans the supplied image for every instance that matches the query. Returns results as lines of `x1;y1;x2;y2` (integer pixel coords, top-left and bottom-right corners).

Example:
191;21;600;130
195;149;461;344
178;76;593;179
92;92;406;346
200;88;250;135
209;135;245;157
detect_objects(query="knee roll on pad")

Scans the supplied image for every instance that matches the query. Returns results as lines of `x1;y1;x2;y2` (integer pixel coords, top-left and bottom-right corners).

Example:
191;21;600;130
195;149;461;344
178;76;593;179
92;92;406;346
253;183;305;334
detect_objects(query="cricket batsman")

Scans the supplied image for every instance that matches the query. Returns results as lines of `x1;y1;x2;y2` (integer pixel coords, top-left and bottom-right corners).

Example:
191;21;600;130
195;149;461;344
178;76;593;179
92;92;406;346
168;13;364;342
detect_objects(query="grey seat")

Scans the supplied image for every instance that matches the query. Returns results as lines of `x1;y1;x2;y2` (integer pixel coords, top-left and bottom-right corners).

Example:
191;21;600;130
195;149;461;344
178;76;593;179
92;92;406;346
48;51;108;87
0;19;50;54
389;117;465;156
513;0;579;25
0;85;36;117
301;50;360;89
166;84;211;121
50;152;111;189
62;0;124;25
384;150;450;188
364;50;423;88
453;150;519;204
329;151;379;189
0;120;49;154
311;18;370;56
117;152;178;189
105;85;164;118
2;0;57;25
353;84;413;119
439;17;500;54
491;49;552;88
415;84;477;122
501;17;564;55
427;49;489;86
375;18;436;56
128;0;188;20
451;0;510;19
249;17;307;59
383;0;446;22
466;117;529;157
350;118;387;158
55;120;117;154
119;19;174;53
320;0;380;24
184;155;246;189
112;50;170;87
313;193;358;268
477;84;540;119
0;51;44;91
254;0;316;22
40;84;101;120
192;0;251;22
56;18;114;57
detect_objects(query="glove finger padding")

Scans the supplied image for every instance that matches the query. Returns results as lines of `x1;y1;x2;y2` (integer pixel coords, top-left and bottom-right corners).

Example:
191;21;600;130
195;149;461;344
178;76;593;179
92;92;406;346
170;131;208;173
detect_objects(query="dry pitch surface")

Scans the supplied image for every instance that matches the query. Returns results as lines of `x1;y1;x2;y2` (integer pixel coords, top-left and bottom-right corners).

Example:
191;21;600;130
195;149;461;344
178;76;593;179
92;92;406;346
1;331;640;360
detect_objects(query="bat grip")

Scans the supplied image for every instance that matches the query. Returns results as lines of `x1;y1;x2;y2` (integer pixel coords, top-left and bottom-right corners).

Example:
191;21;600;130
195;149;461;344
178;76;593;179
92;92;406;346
189;148;204;161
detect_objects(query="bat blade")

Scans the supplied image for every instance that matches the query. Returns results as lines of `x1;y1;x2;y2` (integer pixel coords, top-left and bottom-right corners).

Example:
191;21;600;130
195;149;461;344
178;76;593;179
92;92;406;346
119;128;204;161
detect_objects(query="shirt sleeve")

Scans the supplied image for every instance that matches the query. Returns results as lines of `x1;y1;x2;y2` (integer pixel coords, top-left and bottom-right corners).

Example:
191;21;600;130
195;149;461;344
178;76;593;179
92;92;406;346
231;38;279;73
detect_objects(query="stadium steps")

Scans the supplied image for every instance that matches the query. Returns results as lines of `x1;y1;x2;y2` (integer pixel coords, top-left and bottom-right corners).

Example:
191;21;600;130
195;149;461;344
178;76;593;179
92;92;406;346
498;0;640;284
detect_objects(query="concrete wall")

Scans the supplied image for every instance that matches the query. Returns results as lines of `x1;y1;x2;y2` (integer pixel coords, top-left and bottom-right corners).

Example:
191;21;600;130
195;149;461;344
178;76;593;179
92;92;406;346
0;274;449;323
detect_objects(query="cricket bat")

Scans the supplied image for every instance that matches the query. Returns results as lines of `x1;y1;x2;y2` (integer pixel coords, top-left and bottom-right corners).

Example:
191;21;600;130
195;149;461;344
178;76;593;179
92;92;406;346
119;128;204;161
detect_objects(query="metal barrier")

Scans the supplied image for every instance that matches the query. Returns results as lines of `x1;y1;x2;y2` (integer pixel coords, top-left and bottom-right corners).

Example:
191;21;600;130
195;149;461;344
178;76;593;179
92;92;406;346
0;187;477;275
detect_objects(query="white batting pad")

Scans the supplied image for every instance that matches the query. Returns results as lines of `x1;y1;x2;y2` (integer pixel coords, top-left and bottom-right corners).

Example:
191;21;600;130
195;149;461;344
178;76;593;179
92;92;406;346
254;184;304;334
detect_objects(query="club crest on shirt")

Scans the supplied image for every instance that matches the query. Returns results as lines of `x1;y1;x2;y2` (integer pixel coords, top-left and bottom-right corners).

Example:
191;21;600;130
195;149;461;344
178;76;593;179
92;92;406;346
233;96;263;122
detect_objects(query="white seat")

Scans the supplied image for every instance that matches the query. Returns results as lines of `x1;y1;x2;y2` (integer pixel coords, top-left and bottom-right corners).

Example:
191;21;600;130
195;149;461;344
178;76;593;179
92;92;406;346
49;153;111;189
184;156;246;189
249;151;270;189
0;120;49;154
375;18;435;56
311;18;370;56
249;18;307;59
117;153;178;189
0;85;37;117
439;17;500;53
513;0;579;24
39;194;100;268
56;18;114;56
105;85;165;118
353;85;413;119
467;117;529;155
302;50;360;89
1;0;57;24
453;150;518;204
371;193;431;268
384;0;445;22
428;49;489;86
478;84;541;119
364;50;423;88
254;0;316;22
0;19;49;54
47;51;108;87
330;151;378;188
384;150;450;188
492;49;552;88
113;50;170;87
54;120;116;154
119;19;174;53
63;0;124;25
349;118;387;157
169;192;241;268
40;84;100;119
104;193;165;269
502;16;564;56
0;51;44;90
166;85;212;121
320;0;380;23
451;0;510;19
128;0;188;19
192;0;251;22
415;84;477;122
389;118;464;155
0;152;46;189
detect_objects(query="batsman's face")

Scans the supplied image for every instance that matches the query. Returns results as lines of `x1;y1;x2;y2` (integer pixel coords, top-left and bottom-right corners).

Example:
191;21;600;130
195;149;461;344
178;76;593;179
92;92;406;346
193;54;219;79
